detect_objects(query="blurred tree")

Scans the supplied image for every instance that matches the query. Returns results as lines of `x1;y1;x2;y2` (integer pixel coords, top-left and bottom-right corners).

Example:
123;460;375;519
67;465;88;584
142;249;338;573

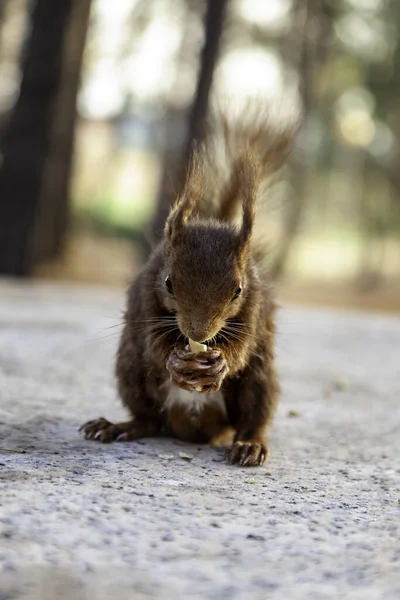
271;0;337;279
0;3;5;31
269;0;313;279
31;0;91;263
0;0;11;33
334;0;400;285
151;0;228;244
0;0;91;276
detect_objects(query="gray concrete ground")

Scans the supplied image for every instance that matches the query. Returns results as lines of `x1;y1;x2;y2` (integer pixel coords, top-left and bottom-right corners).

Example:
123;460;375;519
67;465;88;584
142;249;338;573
0;280;399;600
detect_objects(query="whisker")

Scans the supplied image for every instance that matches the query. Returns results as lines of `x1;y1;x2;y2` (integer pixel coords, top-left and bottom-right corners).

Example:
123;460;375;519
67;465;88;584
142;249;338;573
223;332;248;346
127;316;177;324
219;331;242;363
227;324;300;342
223;325;265;342
127;319;178;333
221;327;265;362
88;332;122;342
97;323;124;332
154;327;180;344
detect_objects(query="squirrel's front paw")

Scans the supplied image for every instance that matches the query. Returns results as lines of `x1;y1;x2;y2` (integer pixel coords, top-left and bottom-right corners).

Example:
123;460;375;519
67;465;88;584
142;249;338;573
167;347;228;393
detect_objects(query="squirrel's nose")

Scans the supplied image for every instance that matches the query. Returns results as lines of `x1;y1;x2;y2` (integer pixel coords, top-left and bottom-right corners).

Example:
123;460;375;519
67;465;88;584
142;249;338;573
188;319;208;343
188;330;207;344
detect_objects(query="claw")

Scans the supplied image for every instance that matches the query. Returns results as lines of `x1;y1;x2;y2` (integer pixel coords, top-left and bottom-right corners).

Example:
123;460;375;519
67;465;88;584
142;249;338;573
226;441;268;467
168;346;228;394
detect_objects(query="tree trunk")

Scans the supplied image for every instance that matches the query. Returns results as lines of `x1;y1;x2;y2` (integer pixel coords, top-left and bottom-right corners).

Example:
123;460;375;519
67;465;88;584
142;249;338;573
151;0;227;244
0;0;73;276
31;0;92;264
0;2;5;31
270;0;325;280
0;0;8;32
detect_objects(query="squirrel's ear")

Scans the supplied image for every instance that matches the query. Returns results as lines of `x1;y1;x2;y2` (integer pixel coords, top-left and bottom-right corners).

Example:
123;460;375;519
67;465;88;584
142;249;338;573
164;148;204;245
164;195;195;244
236;152;261;261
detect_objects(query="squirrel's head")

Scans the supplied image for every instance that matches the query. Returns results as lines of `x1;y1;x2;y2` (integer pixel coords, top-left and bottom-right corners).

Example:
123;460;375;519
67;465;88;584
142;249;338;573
161;151;260;344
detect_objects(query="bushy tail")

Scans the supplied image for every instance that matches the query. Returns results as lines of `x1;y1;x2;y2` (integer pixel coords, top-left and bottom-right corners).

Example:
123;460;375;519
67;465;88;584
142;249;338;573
185;102;300;223
166;101;300;263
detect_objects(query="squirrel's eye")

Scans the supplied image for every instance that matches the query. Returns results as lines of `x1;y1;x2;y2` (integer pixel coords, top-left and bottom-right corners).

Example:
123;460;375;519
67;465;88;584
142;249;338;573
231;286;242;301
165;276;174;295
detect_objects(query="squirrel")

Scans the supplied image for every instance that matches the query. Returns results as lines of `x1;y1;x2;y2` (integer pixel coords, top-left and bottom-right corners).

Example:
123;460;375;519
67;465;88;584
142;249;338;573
80;105;297;466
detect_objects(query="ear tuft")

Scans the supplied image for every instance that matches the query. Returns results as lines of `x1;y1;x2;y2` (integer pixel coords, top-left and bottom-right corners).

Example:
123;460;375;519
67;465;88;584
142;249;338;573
235;150;261;261
164;147;204;245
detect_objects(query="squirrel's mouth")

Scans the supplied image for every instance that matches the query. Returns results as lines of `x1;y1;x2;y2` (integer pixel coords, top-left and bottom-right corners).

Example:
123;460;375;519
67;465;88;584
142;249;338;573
179;329;218;346
181;331;222;347
178;318;222;346
182;334;209;345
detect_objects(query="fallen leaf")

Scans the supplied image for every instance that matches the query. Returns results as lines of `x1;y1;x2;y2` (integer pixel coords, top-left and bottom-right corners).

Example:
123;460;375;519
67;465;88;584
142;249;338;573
158;454;174;460
247;533;265;541
288;410;300;417
179;452;193;461
333;377;348;391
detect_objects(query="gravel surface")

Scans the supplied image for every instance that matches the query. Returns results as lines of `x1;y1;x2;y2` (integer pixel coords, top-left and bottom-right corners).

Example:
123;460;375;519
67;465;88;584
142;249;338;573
0;280;399;599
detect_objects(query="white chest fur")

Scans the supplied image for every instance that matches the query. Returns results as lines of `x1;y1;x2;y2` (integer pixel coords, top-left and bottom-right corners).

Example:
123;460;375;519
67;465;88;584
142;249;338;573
165;384;226;418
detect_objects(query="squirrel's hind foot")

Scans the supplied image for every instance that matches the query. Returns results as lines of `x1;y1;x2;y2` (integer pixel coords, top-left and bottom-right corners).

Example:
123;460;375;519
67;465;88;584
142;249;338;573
226;441;268;467
79;417;158;443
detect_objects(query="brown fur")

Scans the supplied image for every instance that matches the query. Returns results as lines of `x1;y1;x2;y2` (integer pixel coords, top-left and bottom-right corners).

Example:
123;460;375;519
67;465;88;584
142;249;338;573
80;107;297;466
